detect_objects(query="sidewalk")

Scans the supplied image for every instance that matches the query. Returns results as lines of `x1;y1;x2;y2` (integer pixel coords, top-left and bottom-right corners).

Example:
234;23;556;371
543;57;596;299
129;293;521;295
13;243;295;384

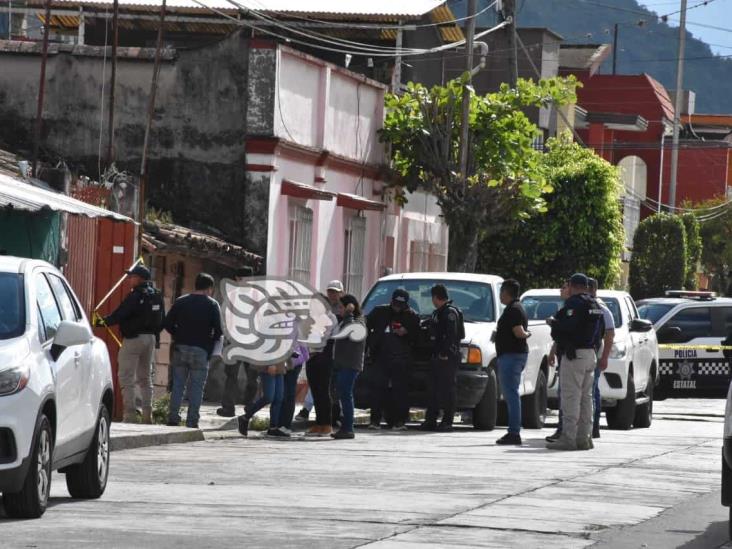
110;403;425;452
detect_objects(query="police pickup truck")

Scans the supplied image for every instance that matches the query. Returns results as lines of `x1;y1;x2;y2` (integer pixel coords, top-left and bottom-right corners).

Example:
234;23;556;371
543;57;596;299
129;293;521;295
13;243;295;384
637;291;732;397
355;273;555;430
521;289;658;430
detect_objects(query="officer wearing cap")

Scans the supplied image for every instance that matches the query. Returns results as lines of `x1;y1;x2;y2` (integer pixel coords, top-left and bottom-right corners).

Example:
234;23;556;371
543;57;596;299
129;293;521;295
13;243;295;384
366;289;420;430
546;273;604;451
98;264;164;424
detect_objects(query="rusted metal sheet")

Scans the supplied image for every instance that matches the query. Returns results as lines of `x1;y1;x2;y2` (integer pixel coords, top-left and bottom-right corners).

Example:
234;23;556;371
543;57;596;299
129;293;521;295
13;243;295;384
64;214;98;317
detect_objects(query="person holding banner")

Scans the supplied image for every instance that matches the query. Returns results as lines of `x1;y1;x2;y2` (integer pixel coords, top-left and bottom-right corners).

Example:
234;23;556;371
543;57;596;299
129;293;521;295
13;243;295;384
97;264;164;424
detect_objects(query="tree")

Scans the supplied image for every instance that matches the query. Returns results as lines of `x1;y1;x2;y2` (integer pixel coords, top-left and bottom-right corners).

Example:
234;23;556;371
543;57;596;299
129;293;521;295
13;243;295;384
629;213;687;300
477;137;625;289
379;76;578;272
680;212;702;290
695;198;732;294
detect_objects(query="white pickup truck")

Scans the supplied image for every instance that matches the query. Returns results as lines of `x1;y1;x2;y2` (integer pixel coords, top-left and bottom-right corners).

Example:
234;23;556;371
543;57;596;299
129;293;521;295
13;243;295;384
356;273;555;430
521;289;659;430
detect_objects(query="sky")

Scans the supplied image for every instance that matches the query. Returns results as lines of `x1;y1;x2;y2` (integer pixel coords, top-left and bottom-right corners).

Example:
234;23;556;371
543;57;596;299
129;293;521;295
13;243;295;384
638;0;732;55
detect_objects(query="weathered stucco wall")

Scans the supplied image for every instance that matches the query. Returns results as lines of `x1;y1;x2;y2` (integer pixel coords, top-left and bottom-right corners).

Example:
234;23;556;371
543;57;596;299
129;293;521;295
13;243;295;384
0;32;269;256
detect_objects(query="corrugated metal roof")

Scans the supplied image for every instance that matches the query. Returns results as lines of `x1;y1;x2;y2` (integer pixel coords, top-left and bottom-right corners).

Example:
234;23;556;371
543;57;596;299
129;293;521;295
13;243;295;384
0;173;133;222
32;0;446;17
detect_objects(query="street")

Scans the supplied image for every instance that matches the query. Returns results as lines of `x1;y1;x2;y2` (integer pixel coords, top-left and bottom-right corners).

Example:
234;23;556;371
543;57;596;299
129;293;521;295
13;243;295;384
0;398;728;549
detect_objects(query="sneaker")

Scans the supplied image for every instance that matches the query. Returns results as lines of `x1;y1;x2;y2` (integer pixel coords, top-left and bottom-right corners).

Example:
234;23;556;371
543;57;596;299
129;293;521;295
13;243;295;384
420;422;438;432
279;427;293;436
577;437;594;451
592;427;601;439
368;423;381;430
545;429;562;443
186;423;199;429
166;420;180;427
331;430;355;440
216;407;236;418
546;437;577;451
267;428;291;438
496;433;522;446
293;409;310;424
436;423;454;433
393;424;408;432
237;415;250;437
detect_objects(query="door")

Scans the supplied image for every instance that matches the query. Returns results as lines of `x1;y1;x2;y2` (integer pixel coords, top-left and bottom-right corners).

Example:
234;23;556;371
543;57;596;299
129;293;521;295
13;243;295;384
625;296;653;390
35;272;79;457
47;273;94;436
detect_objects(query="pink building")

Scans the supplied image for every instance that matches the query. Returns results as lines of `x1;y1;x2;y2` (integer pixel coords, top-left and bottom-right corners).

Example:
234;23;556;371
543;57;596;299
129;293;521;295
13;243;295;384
245;42;448;299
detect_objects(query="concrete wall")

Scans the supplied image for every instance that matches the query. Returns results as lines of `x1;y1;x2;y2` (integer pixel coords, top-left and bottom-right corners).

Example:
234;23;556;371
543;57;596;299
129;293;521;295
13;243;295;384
0;32;269;255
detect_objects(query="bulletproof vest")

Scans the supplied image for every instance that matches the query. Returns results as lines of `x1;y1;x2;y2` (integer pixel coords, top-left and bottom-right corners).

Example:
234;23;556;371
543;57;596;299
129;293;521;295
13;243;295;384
570;294;604;349
137;286;164;333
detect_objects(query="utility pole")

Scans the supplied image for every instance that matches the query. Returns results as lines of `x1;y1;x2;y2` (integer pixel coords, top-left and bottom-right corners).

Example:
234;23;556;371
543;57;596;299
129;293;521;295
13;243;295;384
106;0;119;167
503;0;518;87
668;0;687;211
32;0;52;178
138;0;166;252
612;23;619;75
459;0;477;182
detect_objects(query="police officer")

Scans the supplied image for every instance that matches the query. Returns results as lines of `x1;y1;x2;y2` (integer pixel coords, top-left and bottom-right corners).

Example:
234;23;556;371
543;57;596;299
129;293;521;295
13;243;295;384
366;289;420;430
99;265;164;424
546;273;604;451
421;284;464;433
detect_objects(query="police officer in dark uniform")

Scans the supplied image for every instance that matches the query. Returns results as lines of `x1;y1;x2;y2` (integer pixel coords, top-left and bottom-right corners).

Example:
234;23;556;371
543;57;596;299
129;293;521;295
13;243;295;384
421;284;464;433
366;289;420;430
546;273;604;451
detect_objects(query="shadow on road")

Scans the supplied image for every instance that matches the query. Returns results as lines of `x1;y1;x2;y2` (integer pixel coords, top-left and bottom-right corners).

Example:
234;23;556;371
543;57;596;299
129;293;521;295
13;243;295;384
675;520;729;549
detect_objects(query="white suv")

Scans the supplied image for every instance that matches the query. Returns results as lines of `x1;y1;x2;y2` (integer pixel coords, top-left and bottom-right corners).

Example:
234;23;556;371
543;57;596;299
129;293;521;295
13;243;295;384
0;257;114;518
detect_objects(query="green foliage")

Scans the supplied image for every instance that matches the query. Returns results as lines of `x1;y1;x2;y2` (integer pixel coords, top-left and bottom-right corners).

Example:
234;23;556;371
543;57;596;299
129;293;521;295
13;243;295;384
478;137;625;289
695;198;732;294
152;393;175;425
379;75;577;272
680;212;702;290
629;213;687;300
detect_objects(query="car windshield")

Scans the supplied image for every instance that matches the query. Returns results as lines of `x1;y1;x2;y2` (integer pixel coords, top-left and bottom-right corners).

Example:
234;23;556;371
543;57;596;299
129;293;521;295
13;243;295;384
637;303;675;324
362;279;495;322
521;295;563;320
0;273;25;340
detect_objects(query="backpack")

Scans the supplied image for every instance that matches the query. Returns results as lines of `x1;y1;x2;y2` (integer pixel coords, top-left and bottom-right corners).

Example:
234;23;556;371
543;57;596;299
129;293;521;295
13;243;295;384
448;305;466;341
139;288;165;333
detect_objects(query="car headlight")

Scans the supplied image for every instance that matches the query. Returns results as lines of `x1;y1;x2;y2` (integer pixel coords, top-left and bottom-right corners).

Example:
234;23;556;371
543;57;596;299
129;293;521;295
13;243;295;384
460;345;482;365
0;364;30;396
609;342;627;360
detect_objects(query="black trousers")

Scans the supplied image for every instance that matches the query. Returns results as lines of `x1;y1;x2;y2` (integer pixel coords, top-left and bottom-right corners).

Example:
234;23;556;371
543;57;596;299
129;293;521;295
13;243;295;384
370;356;410;426
221;362;258;411
306;352;333;426
425;356;459;426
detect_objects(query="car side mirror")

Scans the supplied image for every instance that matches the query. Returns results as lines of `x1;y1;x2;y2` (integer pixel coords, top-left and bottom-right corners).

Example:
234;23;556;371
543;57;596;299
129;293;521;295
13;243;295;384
51;320;92;360
657;325;682;342
629;318;653;333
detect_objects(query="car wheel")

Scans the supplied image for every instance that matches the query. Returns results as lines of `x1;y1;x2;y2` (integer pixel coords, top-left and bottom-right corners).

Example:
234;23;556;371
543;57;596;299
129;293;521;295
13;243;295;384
66;406;110;499
521;370;548;429
3;414;53;519
729;507;732;541
473;368;497;431
606;370;636;430
633;374;654;429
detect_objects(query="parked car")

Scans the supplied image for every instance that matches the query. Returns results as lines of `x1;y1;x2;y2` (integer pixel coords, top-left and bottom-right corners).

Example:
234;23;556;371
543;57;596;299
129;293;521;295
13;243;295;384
521;289;658;430
637;292;732;397
0;257;114;518
722;380;732;538
355;273;555;430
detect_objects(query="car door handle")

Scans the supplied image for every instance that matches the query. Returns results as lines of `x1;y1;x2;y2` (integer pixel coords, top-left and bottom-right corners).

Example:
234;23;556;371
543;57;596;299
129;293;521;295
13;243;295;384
74;352;81;367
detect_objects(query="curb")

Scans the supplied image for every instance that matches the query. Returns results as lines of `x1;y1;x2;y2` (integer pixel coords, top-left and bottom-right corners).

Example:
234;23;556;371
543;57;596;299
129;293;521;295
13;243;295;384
110;429;205;452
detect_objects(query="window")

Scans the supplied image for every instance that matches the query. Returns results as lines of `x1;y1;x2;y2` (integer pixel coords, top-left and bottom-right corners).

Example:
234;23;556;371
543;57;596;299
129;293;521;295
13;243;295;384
662;307;713;342
718;307;732;337
0;273;25;340
625;297;639;320
288;205;313;283
343;216;366;298
47;274;81;321
521;296;564;321
638;302;674;324
36;273;62;342
599;298;623;329
363;279;495;322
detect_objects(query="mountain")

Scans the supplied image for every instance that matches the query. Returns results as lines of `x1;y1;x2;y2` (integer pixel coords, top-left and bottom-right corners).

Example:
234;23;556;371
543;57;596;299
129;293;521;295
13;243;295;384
449;0;732;114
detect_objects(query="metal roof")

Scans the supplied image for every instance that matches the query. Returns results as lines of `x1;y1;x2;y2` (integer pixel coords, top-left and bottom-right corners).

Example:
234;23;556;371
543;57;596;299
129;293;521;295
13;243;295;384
0;172;133;222
30;0;446;18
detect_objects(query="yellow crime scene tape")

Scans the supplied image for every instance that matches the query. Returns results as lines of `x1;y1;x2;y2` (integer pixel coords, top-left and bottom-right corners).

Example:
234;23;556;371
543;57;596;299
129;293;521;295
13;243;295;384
92;256;146;349
658;344;732;350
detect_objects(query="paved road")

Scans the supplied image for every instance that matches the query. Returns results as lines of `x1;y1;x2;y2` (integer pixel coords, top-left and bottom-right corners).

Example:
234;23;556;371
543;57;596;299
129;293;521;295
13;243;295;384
0;399;727;548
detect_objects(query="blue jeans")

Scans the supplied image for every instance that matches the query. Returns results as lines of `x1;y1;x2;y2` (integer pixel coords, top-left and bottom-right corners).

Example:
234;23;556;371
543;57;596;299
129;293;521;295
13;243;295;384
277;365;302;430
169;345;210;427
498;353;528;435
336;369;360;433
246;372;284;428
593;366;601;429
